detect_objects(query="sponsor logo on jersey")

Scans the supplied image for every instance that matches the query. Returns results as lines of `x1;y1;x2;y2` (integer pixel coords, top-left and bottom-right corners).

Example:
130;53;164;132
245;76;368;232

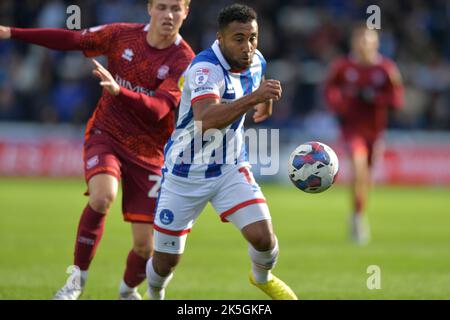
86;155;99;170
115;75;155;97
157;65;170;80
122;48;134;62
160;209;174;225
195;68;210;86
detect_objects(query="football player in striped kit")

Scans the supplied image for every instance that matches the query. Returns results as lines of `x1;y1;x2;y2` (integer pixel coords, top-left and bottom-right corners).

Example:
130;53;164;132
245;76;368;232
145;4;297;300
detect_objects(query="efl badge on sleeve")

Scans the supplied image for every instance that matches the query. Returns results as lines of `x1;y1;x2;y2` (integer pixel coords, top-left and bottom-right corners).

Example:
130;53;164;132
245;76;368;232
195;68;210;86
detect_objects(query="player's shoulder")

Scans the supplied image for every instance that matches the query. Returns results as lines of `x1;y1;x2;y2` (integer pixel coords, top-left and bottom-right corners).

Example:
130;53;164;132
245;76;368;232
94;23;145;39
185;49;224;87
84;23;145;39
190;47;222;68
254;49;266;71
378;55;399;71
254;49;266;62
113;22;147;31
255;49;267;65
378;55;402;83
177;38;195;56
331;56;352;69
187;48;224;77
170;37;196;64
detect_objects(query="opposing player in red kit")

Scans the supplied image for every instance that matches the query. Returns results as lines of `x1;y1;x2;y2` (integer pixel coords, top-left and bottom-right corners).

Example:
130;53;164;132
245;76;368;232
325;25;404;245
0;0;194;299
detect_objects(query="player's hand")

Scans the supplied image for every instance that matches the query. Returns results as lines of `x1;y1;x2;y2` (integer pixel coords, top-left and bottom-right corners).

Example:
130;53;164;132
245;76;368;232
0;26;11;39
92;59;120;96
253;79;282;104
253;102;272;123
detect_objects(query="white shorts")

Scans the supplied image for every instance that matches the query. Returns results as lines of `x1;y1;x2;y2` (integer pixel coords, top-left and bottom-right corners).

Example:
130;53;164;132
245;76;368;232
153;165;271;254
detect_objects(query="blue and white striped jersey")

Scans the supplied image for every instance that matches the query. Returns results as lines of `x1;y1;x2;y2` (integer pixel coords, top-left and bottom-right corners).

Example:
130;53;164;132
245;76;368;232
164;40;266;179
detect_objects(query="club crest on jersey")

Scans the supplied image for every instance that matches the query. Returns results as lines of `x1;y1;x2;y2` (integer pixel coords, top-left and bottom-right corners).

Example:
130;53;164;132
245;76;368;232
372;70;387;86
122;49;134;62
159;209;174;225
157;65;170;80
195;68;210;86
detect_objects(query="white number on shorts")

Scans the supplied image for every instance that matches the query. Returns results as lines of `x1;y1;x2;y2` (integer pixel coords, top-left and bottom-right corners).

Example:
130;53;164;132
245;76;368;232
148;175;162;198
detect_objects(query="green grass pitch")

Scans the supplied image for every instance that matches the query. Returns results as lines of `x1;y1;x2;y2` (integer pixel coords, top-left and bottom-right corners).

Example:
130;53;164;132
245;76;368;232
0;178;449;300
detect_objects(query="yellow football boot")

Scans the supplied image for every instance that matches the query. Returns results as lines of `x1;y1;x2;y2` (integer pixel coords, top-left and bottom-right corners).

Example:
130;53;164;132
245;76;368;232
249;272;298;300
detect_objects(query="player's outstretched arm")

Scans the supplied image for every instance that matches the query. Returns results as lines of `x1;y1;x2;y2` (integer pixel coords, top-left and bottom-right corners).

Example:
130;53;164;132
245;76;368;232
193;79;281;132
91;59;175;121
0;26;11;39
3;26;82;51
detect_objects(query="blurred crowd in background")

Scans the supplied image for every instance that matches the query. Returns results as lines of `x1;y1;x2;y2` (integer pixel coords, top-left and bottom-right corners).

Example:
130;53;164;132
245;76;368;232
0;0;449;133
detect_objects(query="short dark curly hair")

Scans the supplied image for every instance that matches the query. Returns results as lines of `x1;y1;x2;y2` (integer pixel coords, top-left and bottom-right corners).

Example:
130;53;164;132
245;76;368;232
218;4;257;31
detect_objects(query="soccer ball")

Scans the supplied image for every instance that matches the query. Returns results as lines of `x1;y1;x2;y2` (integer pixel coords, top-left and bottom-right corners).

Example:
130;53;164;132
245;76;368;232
288;141;339;193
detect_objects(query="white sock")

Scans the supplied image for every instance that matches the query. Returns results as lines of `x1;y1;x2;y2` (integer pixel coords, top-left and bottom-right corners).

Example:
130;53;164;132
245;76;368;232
65;269;87;290
146;257;173;300
79;270;88;288
119;280;136;295
248;237;279;284
148;286;166;300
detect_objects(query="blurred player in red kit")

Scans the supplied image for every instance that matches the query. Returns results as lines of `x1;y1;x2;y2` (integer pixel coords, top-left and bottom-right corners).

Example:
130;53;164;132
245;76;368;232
0;0;194;299
325;25;404;245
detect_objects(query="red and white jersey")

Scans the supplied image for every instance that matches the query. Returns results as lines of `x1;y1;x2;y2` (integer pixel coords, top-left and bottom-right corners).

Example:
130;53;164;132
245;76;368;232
80;23;195;169
325;55;404;140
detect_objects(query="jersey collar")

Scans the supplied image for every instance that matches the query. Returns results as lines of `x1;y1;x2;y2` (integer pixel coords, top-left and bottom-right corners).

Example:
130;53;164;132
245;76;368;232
144;24;182;46
348;53;383;65
212;40;232;71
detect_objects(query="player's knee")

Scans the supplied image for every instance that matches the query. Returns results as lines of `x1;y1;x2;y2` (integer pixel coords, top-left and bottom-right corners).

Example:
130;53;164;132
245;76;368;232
243;221;276;251
133;243;153;259
153;252;180;277
250;233;275;252
89;192;116;213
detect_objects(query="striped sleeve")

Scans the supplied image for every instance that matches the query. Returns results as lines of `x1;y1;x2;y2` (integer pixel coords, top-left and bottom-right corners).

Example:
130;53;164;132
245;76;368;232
187;62;224;104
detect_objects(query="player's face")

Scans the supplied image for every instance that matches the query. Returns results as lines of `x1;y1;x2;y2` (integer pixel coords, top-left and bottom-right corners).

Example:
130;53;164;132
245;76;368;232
218;20;258;70
148;0;189;36
351;29;379;63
